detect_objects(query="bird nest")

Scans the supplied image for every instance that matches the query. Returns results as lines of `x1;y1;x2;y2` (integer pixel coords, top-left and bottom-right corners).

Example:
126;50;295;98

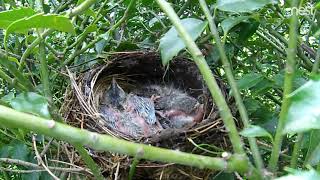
62;51;235;179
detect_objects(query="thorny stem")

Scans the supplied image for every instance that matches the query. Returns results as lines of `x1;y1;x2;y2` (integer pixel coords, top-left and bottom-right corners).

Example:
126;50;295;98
268;0;299;172
155;0;245;156
0;105;250;173
198;0;264;174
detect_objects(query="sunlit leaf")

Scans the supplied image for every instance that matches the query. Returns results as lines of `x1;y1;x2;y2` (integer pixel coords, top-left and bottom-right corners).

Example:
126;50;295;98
4;13;75;48
10;92;51;119
240;125;273;141
316;2;320;9
159;18;207;65
276;169;320;180
0;7;36;29
6;13;75;35
217;0;276;13
283;80;320;134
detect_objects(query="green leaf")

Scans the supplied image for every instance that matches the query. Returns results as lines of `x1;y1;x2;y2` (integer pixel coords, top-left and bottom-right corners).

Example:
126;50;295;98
217;0;275;13
6;13;75;34
0;141;29;160
306;142;320;166
4;13;75;49
237;73;264;90
283;80;320;134
276;169;320;180
0;7;36;29
244;98;260;114
116;41;139;51
11;141;29;161
221;16;250;38
240;125;273;141
1;92;15;104
159;18;207;65
305;130;320;164
316;2;320;9
10;92;51;119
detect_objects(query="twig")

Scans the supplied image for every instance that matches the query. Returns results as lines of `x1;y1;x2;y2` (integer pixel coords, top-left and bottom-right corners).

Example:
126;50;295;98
33;135;60;180
114;162;120;180
0;158;90;174
40;138;54;157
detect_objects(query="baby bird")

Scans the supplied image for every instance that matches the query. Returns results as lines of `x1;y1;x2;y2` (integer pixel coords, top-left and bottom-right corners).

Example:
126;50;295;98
134;85;204;128
100;78;162;138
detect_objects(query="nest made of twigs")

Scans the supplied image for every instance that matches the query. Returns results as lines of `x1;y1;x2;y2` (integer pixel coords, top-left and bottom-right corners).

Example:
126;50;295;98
62;51;235;179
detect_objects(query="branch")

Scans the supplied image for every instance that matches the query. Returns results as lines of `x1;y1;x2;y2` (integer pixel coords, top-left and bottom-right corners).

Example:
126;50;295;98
198;0;264;174
0;105;249;173
155;0;246;157
268;0;299;172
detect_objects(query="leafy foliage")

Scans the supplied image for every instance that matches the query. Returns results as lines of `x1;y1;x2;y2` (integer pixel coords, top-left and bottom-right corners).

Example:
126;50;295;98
159;18;207;65
0;0;319;179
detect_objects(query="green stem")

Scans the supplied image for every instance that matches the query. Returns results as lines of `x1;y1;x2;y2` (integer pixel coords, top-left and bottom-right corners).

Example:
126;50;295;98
39;39;51;100
266;26;313;69
128;155;141;180
0;105;250;173
155;0;245;155
256;31;286;56
0;68;27;91
19;0;99;70
0;52;34;91
68;0;97;17
176;0;191;17
290;133;303;169
311;45;320;76
44;41;62;58
73;143;104;180
40;37;103;179
19;29;54;71
64;0;137;65
198;0;264;173
268;0;299;172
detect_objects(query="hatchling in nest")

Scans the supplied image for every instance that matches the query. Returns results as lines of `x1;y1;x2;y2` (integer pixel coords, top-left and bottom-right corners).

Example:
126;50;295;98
134;85;204;129
99;78;163;138
99;79;204;138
